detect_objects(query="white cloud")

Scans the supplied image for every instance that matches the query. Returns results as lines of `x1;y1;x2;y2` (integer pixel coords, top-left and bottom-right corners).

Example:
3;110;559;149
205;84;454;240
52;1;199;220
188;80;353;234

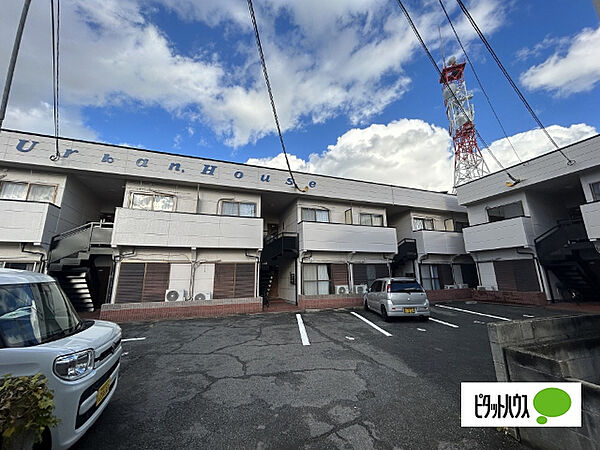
520;27;600;96
247;121;598;191
485;123;598;172
0;0;507;147
247;119;454;191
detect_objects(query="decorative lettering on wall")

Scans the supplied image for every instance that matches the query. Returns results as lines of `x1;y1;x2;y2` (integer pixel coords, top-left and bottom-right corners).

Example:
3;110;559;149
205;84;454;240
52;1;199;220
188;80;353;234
12;138;318;190
16;139;39;153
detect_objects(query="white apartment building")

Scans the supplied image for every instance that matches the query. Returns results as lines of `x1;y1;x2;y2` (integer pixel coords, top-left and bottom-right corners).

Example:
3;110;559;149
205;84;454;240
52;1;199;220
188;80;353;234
456;134;600;303
0;130;472;315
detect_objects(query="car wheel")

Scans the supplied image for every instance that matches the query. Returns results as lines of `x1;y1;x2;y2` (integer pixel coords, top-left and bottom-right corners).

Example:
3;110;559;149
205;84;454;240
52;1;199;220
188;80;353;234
381;305;390;322
364;299;369;311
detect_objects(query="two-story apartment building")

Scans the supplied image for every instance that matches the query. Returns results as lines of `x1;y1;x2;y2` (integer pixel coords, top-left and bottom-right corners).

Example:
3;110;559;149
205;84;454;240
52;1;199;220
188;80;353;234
0;129;471;318
456;134;600;303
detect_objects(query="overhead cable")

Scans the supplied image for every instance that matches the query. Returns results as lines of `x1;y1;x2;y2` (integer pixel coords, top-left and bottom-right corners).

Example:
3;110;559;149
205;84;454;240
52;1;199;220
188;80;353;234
454;0;574;166
246;0;308;192
438;0;521;163
393;0;519;184
50;0;61;161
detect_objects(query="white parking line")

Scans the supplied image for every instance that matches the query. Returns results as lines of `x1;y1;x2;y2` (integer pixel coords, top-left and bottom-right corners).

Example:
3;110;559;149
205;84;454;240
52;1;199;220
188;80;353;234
417;328;427;332
434;304;511;321
296;314;311;346
350;312;392;337
122;337;147;342
523;314;535;318
429;317;459;328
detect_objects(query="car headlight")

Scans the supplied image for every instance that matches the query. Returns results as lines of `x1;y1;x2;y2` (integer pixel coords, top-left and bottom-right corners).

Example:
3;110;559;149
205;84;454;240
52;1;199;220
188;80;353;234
53;349;94;381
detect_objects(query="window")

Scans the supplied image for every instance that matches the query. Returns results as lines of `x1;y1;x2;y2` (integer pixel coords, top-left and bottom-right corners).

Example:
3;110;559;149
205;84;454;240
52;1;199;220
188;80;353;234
222;201;256;217
413;217;434;231
591;182;600;202
420;264;454;290
487;201;524;222
1;262;35;271
131;193;175;211
301;208;329;223
303;264;331;295
360;213;383;226
0;181;56;203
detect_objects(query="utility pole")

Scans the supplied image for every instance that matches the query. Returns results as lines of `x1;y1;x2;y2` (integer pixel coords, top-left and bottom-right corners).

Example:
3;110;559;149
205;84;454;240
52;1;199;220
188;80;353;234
0;0;32;131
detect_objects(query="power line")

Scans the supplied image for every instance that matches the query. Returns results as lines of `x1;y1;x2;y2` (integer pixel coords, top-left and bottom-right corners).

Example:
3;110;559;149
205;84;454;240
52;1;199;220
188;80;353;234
454;0;575;166
438;0;521;163
393;0;519;184
0;0;32;131
50;0;61;161
246;0;308;193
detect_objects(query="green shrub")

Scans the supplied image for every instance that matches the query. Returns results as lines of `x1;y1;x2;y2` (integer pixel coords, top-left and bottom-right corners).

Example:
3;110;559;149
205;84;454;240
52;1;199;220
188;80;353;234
0;373;60;446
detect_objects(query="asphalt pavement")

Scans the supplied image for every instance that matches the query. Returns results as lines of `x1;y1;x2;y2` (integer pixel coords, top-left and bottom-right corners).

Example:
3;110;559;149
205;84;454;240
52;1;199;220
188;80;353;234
73;301;582;449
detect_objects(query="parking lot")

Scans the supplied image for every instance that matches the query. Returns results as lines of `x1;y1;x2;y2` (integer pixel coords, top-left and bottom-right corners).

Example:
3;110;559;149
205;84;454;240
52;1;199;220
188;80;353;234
74;302;577;449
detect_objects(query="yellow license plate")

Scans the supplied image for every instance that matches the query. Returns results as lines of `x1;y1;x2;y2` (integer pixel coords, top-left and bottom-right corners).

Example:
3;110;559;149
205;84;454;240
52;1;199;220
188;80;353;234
96;378;111;406
403;307;416;314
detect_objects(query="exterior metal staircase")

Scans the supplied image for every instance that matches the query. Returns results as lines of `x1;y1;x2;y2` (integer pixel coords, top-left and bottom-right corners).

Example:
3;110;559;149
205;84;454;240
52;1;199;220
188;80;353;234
48;222;114;311
535;219;600;301
259;265;277;306
261;232;299;265
392;238;418;269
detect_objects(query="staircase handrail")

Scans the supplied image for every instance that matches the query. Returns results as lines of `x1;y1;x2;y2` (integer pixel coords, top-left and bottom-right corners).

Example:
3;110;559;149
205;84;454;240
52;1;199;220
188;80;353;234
51;221;114;245
534;218;584;244
264;231;299;245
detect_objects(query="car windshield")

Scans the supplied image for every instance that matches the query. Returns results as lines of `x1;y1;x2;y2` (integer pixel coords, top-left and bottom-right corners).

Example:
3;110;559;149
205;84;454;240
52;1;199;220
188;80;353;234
0;282;82;348
390;281;423;292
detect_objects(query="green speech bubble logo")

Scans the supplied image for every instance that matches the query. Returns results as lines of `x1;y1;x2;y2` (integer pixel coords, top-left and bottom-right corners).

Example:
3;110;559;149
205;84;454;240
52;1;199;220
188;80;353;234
533;388;571;424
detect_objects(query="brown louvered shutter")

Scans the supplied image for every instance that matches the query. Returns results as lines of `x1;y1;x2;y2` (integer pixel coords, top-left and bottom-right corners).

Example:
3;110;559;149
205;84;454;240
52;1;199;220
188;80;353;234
115;263;144;303
331;264;349;286
234;263;255;297
213;263;235;299
352;264;368;284
141;263;170;302
494;261;518;291
514;260;540;291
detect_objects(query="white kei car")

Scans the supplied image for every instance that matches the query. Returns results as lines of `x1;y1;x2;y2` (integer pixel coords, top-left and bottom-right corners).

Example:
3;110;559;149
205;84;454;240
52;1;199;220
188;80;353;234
0;269;122;449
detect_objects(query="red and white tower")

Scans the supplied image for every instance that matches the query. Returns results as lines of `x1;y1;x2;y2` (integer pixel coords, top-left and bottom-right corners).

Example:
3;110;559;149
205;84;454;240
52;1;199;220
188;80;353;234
440;56;488;188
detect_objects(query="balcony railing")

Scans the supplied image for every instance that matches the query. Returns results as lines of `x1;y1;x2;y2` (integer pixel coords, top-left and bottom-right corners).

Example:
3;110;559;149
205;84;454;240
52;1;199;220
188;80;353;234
0;199;60;246
298;221;397;253
111;207;263;249
463;216;535;253
413;229;466;255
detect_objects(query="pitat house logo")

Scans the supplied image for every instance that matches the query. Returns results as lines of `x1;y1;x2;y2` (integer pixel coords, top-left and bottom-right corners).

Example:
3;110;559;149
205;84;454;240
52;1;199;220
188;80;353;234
461;382;581;427
13;138;318;190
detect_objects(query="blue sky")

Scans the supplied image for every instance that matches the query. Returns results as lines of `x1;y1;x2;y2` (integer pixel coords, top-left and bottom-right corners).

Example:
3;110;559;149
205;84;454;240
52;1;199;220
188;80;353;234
1;0;599;190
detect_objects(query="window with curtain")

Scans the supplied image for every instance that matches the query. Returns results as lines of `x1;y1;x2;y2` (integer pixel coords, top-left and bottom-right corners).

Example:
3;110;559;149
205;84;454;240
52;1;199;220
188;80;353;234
413;217;434;231
420;265;440;290
301;208;330;223
591;182;600;202
131;193;175;211
303;264;331;295
0;182;56;203
359;213;383;226
487;201;524;222
222;201;256;217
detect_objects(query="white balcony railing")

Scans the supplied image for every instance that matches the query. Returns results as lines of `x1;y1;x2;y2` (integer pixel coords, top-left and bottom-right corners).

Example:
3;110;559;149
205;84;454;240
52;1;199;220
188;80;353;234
298;221;397;253
112;208;263;249
463;216;535;252
0;200;59;246
413;230;466;255
581;202;600;241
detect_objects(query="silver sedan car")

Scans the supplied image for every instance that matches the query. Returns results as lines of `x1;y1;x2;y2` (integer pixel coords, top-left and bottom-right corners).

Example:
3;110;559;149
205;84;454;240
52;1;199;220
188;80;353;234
364;277;430;321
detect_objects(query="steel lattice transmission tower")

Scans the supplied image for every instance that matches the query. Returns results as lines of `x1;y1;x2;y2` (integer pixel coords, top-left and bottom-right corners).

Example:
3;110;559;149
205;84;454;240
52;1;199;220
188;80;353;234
440;56;488;188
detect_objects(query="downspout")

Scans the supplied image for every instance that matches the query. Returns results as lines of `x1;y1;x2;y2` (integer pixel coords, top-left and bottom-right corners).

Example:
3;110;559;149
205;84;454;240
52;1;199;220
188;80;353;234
245;249;261;298
517;248;552;302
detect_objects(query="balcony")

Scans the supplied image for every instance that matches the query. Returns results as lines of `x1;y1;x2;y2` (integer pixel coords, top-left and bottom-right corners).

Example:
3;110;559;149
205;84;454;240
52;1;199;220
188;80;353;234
581;201;600;241
0;199;59;246
463;216;535;252
112;208;263;249
413;230;466;255
298;221;397;253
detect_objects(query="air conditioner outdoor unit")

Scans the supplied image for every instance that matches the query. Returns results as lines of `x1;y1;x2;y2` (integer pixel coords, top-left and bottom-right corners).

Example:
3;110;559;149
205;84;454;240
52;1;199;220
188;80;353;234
457;284;469;289
354;284;368;295
193;292;212;301
165;289;186;302
444;285;458;290
335;285;350;295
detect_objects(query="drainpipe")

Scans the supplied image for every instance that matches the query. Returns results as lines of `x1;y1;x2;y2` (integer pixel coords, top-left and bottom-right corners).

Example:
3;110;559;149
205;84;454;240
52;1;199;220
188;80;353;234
245;249;261;298
517;248;552;302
